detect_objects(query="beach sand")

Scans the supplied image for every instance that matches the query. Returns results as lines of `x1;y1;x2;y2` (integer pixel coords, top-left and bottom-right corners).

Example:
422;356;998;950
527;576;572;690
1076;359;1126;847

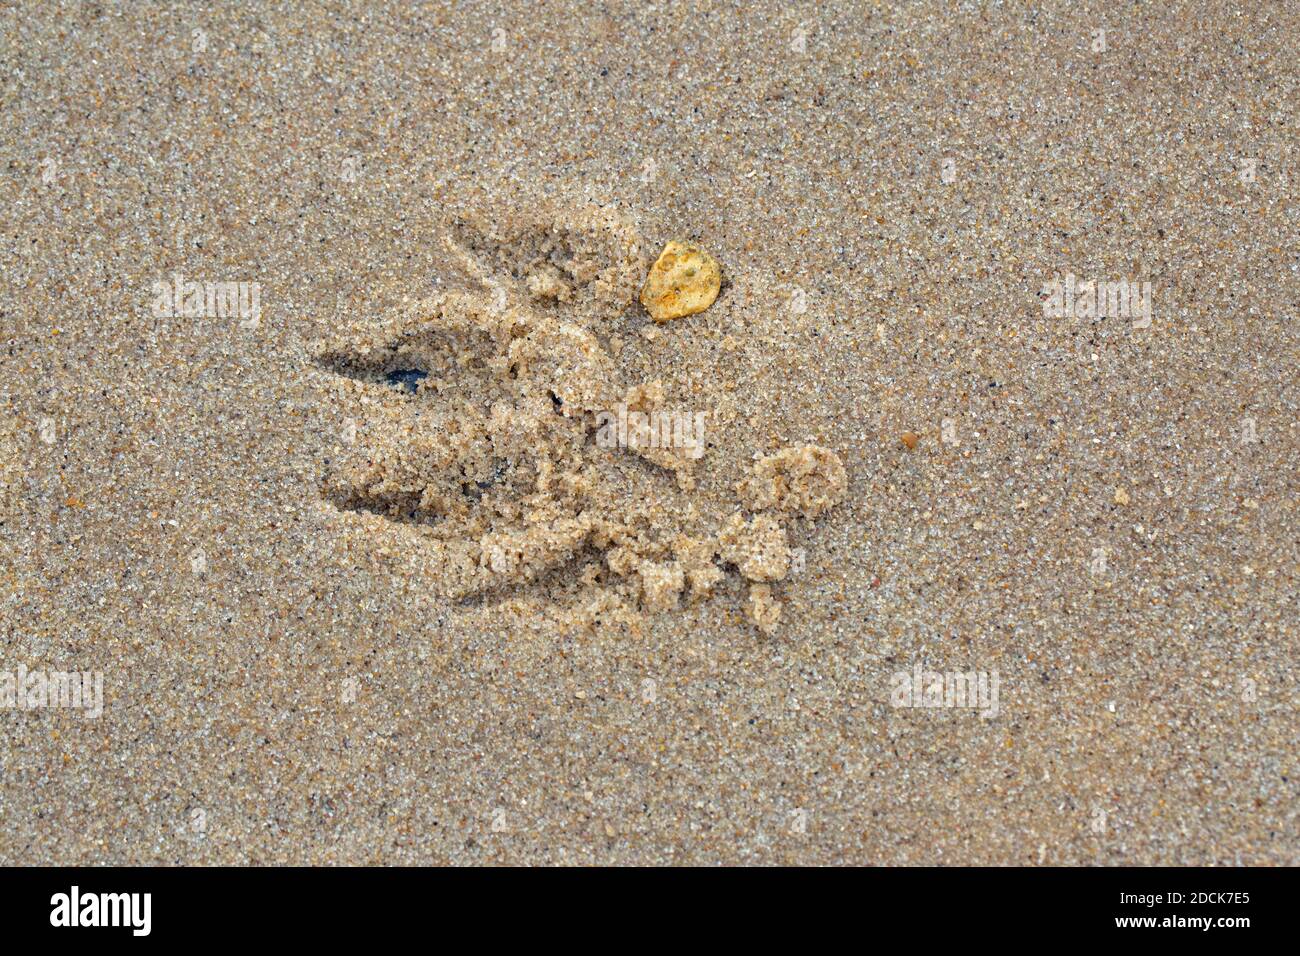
1;0;1296;864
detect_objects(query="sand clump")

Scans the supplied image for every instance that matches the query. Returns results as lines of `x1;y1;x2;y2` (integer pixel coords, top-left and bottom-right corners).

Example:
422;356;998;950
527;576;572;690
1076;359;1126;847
737;445;848;519
717;512;791;582
746;583;783;635
315;199;845;631
672;534;726;600
635;559;687;612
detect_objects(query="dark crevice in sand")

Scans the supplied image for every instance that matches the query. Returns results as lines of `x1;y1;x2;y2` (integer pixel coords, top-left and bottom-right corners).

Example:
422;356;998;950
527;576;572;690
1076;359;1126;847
321;486;444;529
385;368;429;394
453;540;607;609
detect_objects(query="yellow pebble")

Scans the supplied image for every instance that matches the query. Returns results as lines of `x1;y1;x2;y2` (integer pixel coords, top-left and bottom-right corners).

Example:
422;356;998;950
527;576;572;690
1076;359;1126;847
640;239;721;322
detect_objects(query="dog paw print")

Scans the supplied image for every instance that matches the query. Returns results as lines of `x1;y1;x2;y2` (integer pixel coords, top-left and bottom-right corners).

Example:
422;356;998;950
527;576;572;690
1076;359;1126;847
313;195;846;631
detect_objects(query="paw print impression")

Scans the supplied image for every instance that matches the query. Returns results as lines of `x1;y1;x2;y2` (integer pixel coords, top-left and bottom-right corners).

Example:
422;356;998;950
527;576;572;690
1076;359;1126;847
314;196;846;631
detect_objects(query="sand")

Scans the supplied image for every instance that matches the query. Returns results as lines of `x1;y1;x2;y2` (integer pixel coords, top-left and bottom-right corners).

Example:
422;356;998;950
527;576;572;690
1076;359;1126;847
0;1;1296;865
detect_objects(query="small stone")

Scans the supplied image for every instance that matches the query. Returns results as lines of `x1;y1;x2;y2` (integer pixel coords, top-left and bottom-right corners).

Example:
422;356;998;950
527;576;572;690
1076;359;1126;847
1114;488;1130;505
640;239;722;322
900;431;919;450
